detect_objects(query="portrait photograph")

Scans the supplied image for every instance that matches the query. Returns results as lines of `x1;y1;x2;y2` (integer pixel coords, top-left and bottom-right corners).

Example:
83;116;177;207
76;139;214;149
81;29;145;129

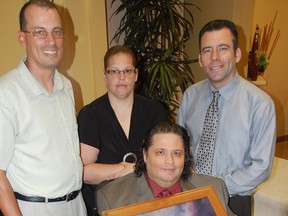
102;185;227;216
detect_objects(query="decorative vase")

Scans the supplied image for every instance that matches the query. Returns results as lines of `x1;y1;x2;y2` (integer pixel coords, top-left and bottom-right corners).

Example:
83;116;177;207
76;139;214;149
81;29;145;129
248;26;260;81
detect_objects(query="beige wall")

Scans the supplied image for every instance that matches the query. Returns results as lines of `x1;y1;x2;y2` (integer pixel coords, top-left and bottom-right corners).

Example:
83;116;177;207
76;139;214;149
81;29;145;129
0;2;25;73
1;1;287;136
253;0;288;136
0;0;108;113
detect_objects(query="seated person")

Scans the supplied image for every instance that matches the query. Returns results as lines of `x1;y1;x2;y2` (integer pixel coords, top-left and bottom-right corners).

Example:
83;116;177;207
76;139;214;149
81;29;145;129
97;122;235;215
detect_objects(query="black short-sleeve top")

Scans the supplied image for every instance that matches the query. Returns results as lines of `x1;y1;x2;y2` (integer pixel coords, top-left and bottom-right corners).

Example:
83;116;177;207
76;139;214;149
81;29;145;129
77;93;169;164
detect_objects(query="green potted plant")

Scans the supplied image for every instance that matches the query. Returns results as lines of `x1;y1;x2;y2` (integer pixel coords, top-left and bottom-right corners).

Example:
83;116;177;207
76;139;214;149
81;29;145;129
110;0;199;119
258;52;269;73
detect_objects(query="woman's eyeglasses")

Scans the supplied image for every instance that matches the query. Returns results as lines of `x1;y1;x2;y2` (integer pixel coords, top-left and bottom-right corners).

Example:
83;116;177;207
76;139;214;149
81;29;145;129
106;69;136;76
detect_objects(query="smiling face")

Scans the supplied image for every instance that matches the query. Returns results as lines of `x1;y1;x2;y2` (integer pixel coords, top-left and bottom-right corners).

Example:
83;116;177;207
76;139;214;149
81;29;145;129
199;27;241;89
18;4;63;72
144;133;185;188
104;52;138;100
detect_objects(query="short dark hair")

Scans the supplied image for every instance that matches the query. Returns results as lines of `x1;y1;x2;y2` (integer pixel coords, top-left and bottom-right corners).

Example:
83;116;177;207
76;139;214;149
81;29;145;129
134;121;193;180
104;45;138;70
19;0;60;31
199;19;239;52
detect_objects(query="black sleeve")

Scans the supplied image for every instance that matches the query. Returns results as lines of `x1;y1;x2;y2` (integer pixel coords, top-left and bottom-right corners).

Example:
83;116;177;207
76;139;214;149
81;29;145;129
77;105;101;149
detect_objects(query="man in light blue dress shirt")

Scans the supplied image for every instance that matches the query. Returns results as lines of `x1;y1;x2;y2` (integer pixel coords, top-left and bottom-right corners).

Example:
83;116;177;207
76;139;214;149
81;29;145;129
177;19;276;216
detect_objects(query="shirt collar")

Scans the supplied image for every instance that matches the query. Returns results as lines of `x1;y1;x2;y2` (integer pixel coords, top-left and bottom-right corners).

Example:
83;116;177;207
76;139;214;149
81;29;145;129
145;174;182;198
206;72;241;101
19;58;64;97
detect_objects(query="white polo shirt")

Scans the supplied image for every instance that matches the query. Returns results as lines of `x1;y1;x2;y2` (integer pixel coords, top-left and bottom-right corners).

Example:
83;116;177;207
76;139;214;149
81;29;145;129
0;59;83;198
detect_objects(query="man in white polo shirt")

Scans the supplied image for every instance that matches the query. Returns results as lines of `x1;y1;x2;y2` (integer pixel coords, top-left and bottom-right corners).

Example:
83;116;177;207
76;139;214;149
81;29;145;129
0;1;86;215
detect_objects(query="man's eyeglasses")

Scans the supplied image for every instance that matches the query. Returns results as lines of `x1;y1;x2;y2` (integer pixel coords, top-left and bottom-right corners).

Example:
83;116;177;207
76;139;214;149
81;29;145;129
22;29;65;39
106;69;136;76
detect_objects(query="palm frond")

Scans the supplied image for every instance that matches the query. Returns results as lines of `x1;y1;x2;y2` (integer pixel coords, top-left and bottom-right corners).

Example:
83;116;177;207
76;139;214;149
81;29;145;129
111;0;199;119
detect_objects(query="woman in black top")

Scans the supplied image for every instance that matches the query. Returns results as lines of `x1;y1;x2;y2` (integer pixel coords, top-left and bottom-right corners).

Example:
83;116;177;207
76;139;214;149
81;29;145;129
77;45;168;216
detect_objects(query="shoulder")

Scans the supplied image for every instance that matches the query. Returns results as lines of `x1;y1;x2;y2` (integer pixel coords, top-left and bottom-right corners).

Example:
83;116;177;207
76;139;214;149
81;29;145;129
0;70;20;114
58;72;72;89
234;77;275;114
134;94;162;106
97;173;140;208
79;94;108;114
77;95;110;126
0;66;28;104
183;79;208;94
184;174;228;198
97;174;145;213
0;68;21;90
98;173;138;195
238;76;273;101
179;80;209;109
188;173;225;188
134;94;166;111
134;94;168;119
0;60;35;90
181;80;209;103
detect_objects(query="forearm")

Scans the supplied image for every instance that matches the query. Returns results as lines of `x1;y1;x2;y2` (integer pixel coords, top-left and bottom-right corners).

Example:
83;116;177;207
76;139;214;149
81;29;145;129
220;141;275;195
83;163;126;185
220;157;273;196
0;171;22;216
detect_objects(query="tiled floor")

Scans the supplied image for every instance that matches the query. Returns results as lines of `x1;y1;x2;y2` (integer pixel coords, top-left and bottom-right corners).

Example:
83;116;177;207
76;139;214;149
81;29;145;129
275;140;288;160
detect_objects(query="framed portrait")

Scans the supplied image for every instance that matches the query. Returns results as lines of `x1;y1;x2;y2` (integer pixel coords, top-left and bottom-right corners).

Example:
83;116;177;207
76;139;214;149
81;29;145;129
102;185;227;216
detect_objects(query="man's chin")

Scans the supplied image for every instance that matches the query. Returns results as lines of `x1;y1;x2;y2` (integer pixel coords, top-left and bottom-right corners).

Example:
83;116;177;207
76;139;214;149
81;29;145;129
44;62;60;69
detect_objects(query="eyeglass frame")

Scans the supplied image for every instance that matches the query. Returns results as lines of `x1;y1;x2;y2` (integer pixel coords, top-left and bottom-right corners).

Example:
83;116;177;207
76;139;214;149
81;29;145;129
106;68;137;76
21;28;65;39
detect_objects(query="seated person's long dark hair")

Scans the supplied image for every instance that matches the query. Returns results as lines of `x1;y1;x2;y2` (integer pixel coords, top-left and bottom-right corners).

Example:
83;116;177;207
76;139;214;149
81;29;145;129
134;121;193;180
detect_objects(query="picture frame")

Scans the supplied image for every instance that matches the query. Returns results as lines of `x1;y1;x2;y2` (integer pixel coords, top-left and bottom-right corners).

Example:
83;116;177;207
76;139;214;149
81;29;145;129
102;185;227;216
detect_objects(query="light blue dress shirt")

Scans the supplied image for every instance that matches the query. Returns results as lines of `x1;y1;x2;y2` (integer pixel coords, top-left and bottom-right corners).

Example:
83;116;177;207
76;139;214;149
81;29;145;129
177;72;276;196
